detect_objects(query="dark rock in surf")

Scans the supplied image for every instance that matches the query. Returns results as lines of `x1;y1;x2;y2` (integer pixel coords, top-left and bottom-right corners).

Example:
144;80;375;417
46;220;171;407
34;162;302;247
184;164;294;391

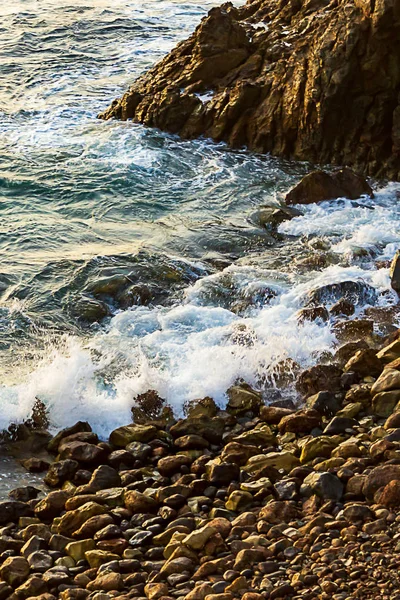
307;280;378;308
285;169;373;205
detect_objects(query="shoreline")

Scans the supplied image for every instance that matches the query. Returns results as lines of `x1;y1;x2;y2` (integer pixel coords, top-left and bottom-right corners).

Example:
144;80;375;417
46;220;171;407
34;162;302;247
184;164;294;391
2;294;400;598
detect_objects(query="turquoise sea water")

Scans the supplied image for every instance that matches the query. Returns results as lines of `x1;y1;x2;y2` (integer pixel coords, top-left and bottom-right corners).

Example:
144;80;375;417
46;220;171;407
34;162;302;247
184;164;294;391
1;0;400;435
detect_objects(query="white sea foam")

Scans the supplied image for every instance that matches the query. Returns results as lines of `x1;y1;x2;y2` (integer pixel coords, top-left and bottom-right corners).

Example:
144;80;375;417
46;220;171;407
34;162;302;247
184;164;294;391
279;184;400;259
1;234;396;438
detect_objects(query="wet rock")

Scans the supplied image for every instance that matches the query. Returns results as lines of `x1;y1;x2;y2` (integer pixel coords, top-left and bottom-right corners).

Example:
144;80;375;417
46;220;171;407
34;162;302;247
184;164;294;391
344;348;383;378
251;204;302;228
9;486;40;503
21;457;50;473
259;406;293;424
59;441;105;465
109;424;158;447
185;396;218;419
226;384;262;415
372;368;400;395
300;436;338;463
306;390;341;417
390;251;400;292
48;422;92;454
323;416;357;435
285;169;372;205
307;280;378;309
297;305;329;324
73;296;109;323
34;491;70;521
297;366;342;397
330;298;355;317
278;409;322;434
334;318;375;342
131;389;167;421
44;460;79;487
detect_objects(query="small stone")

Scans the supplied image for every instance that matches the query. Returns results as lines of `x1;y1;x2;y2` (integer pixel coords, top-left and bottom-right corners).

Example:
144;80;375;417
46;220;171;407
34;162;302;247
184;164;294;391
109;424;158;447
372;389;400;417
0;556;30;587
301;471;343;501
85;550;120;569
27;550;53;572
144;583;169;600
124;490;158;513
87;573;124;592
44;460;79;487
371;368;400;395
66;539;95;562
183;525;217;550
225;490;253;511
21;458;50;473
344;348;382;377
226;385;262;415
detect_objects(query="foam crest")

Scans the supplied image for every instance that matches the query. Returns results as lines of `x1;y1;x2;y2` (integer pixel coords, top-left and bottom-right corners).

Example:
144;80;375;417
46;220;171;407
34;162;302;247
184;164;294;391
4;256;392;437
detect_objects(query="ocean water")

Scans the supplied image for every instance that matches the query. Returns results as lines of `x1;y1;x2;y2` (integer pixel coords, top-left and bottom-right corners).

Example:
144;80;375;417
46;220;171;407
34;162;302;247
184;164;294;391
1;0;400;438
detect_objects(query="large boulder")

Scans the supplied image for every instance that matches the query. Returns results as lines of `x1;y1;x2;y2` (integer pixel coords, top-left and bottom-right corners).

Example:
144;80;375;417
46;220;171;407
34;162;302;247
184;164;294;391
285;169;373;205
99;0;400;181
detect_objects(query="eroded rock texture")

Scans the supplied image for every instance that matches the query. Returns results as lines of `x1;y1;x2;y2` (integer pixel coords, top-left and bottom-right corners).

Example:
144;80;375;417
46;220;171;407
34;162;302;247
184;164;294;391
100;0;400;180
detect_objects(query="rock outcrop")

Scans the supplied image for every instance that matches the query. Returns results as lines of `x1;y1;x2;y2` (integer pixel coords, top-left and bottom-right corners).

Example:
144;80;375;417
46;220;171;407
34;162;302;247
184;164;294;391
99;0;400;180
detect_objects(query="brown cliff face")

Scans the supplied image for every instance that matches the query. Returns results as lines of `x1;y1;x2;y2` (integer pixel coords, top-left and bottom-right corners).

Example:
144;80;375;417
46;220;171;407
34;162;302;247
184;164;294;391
99;0;400;180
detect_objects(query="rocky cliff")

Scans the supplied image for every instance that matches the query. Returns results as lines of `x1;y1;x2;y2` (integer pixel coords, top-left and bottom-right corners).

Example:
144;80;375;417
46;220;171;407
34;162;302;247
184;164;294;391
99;0;400;180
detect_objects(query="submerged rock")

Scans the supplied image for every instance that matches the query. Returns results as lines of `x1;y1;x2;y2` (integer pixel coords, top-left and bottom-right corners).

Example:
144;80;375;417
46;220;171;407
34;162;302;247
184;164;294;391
100;0;400;180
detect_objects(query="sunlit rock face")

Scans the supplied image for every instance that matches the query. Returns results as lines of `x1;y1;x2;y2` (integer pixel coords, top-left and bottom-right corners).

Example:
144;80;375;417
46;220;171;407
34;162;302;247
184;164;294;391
100;0;400;180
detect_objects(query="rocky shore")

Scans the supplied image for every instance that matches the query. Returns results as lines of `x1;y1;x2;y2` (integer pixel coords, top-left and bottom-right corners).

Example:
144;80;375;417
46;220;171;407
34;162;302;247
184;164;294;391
99;0;400;180
3;295;400;599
